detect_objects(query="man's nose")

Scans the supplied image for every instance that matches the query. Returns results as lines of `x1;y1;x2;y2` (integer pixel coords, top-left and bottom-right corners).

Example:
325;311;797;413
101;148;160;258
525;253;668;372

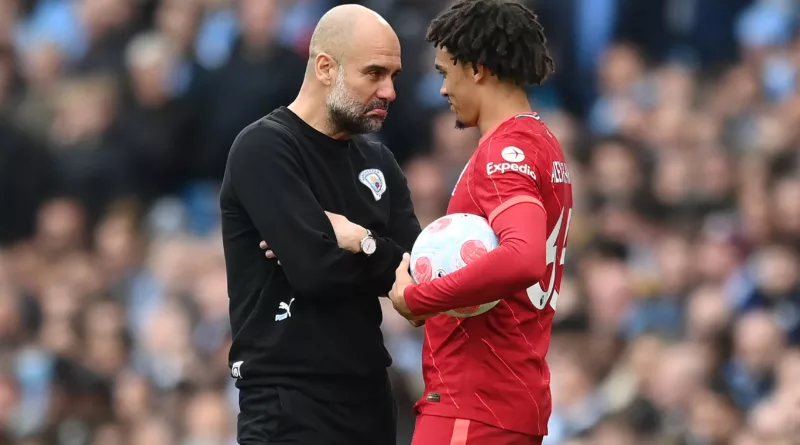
377;81;396;103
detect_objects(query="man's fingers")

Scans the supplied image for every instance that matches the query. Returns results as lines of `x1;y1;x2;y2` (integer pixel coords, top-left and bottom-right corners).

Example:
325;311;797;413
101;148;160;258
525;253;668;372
260;241;279;263
409;319;425;327
397;253;411;274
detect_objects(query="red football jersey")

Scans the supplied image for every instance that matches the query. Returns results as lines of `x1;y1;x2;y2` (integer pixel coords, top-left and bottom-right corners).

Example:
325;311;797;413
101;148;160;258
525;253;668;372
414;113;573;436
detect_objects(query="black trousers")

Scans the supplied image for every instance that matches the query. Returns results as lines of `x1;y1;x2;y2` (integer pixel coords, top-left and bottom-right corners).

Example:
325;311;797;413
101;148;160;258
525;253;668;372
237;385;397;445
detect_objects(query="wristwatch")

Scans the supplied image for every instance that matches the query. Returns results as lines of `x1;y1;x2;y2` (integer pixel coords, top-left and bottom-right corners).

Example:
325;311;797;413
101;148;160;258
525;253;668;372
360;230;377;256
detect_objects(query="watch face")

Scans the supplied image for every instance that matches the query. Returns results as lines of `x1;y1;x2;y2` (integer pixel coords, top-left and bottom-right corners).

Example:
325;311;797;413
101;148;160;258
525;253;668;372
363;238;377;254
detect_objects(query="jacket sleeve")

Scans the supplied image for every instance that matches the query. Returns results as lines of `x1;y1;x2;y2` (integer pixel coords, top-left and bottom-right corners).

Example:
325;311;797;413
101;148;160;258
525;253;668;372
228;123;414;299
359;146;422;295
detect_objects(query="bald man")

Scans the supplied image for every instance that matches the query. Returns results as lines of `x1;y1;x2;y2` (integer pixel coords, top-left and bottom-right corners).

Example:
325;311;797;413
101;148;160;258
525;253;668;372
220;5;421;444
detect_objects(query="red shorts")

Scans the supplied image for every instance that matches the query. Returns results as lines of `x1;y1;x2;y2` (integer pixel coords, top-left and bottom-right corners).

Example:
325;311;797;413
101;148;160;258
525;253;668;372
411;415;544;445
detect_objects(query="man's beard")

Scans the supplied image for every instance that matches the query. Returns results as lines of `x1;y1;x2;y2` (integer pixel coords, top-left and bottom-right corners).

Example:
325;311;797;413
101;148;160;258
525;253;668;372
448;100;467;129
326;70;388;135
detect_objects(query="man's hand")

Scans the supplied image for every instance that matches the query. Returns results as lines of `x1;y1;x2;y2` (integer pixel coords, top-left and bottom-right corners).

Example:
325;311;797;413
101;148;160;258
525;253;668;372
389;253;429;325
324;211;368;253
259;241;281;265
384;290;425;327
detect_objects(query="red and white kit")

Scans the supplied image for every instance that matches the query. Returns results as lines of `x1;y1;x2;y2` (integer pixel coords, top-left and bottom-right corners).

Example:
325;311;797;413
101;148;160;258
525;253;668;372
405;113;573;444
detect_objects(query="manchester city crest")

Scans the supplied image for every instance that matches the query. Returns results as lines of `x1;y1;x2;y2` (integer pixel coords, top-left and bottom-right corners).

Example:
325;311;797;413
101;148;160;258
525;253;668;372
358;168;387;201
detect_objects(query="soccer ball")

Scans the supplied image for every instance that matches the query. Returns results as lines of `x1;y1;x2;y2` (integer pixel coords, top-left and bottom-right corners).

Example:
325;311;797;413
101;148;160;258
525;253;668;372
410;213;500;318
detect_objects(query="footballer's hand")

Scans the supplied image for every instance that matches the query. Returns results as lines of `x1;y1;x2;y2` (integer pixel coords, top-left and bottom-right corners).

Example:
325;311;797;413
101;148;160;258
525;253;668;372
259;241;281;265
390;253;428;323
325;211;368;253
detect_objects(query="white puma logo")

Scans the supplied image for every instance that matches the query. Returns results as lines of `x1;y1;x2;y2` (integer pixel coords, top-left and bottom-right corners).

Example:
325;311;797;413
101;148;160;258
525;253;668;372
275;298;296;321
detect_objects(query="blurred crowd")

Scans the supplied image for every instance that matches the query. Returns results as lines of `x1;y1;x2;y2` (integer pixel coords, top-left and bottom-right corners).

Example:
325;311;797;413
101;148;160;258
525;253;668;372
1;0;800;444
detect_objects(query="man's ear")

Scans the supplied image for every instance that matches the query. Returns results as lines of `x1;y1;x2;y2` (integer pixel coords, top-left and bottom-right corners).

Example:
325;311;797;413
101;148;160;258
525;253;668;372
315;53;336;86
472;63;486;84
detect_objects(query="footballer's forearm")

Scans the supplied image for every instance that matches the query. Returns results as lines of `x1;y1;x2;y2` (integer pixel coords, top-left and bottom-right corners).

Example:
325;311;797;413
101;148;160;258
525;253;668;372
404;203;547;316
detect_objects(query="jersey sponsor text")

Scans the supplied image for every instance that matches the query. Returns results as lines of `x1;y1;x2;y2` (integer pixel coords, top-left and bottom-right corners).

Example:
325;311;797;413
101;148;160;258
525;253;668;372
486;161;537;180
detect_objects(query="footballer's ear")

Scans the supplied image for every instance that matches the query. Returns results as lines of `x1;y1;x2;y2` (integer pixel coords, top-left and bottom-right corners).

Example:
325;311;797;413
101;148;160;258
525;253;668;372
471;63;487;84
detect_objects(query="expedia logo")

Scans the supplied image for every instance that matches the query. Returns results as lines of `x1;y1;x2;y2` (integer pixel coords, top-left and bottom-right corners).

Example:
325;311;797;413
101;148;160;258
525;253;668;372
486;162;536;180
